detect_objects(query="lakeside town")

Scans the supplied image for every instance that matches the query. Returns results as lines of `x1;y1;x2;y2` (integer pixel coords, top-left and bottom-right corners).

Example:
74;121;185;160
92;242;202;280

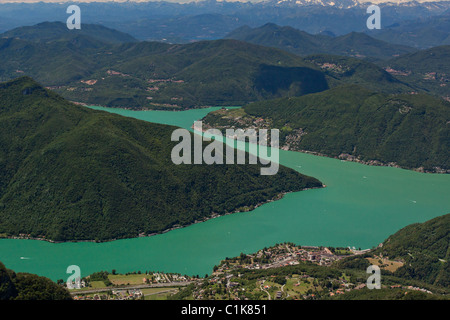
67;243;381;300
192;243;373;300
181;243;435;300
43;240;440;300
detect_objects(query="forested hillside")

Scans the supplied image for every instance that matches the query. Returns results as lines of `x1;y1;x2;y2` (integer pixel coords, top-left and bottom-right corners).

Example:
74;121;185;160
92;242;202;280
335;214;449;289
0;23;330;109
376;214;449;288
1;22;434;110
0;77;322;241
0;261;72;300
1;21;138;44
226;23;416;60
382;46;450;99
202;85;450;172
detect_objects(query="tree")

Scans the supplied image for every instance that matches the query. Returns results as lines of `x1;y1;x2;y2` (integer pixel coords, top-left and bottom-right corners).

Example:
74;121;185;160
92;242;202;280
274;275;286;285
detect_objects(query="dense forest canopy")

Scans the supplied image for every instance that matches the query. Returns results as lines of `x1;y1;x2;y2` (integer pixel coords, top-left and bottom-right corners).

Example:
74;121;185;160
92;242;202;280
0;77;322;241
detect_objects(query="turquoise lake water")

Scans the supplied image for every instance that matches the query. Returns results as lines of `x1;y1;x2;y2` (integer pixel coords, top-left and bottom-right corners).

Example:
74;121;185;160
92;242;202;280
1;106;448;281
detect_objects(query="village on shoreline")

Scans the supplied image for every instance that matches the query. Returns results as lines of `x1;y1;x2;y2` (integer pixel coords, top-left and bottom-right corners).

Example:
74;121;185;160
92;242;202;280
67;242;379;300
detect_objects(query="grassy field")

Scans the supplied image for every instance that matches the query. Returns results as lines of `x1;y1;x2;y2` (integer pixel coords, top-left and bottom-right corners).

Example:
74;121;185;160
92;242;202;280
284;275;319;299
108;274;148;286
90;281;108;289
367;257;404;273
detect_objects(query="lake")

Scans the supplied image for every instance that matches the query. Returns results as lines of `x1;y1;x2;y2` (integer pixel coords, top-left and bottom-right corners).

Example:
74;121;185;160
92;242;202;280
1;106;449;281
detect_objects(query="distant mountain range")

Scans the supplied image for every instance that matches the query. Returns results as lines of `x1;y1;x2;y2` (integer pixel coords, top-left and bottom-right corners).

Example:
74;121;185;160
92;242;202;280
0;23;331;108
2;21;446;109
1;21;138;45
1;0;449;42
263;0;449;6
226;23;417;60
370;13;450;48
225;22;449;99
382;45;450;99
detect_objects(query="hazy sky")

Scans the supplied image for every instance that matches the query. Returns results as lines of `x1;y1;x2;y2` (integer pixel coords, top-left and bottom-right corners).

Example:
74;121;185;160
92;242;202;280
0;0;444;3
0;0;195;3
0;0;216;3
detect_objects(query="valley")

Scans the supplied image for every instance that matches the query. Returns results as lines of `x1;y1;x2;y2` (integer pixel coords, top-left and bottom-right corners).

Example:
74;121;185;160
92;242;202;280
0;102;448;286
0;2;449;302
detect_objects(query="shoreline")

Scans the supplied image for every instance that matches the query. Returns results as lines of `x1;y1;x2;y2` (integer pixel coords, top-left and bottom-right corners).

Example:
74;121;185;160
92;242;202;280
198;125;448;174
70;101;237;112
292;149;450;174
199;110;449;174
0;185;324;245
1;106;324;245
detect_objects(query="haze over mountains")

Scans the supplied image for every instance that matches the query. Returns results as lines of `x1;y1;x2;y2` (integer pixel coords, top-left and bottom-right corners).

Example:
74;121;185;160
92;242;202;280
0;1;448;304
0;23;332;108
226;23;417;60
1;20;447;178
1;21;138;44
1;0;447;5
225;22;450;99
1;0;449;43
1;20;447;109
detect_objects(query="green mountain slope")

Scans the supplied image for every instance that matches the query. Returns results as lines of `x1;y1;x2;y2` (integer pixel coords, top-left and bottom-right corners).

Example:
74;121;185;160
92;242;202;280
304;54;414;94
0;77;322;241
0;25;330;109
371;14;450;49
1;21;138;45
202;85;450;172
0;261;72;300
1;22;431;110
334;213;450;289
226;23;416;60
382;46;450;100
377;214;449;288
0;261;17;300
0;37;107;85
95;39;329;107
